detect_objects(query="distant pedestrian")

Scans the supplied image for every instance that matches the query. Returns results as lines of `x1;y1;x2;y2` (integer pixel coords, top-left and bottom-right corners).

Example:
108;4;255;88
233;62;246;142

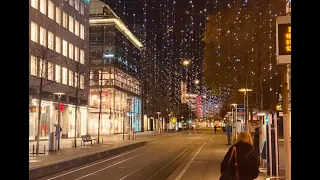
253;126;260;157
220;132;260;180
214;125;217;134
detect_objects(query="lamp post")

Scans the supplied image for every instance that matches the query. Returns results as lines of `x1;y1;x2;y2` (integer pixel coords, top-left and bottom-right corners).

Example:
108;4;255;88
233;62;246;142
231;103;237;144
238;88;253;132
53;92;65;151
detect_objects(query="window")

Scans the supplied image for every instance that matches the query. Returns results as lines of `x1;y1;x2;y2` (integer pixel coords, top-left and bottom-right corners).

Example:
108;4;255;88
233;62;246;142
75;0;79;11
48;0;54;20
39;59;47;78
62;40;68;57
74;72;78;87
48;62;53;80
80;49;84;64
30;21;38;43
30;55;37;76
74;46;79;61
74;20;79;36
80;1;84;15
55;36;61;53
48;31;54;50
39;26;46;46
55;64;61;83
80;75;84;89
56;7;61;24
63;11;68;29
69;70;74;86
80;24;84;39
69;15;74;33
40;0;46;15
31;0;38;9
62;67;68;85
69;0;74;7
68;43;74;59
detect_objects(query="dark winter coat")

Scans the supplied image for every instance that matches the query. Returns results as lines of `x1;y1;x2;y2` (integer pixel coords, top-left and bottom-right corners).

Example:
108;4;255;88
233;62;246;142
253;127;260;157
221;142;260;180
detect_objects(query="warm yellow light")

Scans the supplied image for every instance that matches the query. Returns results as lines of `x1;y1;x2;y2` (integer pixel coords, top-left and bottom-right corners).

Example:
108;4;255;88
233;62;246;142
231;103;237;106
194;79;199;84
89;18;143;49
182;60;190;66
238;88;253;92
53;92;65;96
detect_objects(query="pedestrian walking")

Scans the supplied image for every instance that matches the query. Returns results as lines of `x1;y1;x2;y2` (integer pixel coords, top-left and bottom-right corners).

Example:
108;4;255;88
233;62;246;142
214;125;217;134
220;132;260;180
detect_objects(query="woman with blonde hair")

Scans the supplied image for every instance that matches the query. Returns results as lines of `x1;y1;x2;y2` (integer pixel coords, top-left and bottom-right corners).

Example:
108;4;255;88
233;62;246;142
220;132;260;180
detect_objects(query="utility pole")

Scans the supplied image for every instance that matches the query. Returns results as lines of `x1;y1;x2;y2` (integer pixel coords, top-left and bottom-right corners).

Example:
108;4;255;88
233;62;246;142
282;65;291;180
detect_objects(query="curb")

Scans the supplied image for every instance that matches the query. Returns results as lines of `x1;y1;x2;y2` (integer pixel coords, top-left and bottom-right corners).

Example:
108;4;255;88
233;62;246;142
29;141;147;180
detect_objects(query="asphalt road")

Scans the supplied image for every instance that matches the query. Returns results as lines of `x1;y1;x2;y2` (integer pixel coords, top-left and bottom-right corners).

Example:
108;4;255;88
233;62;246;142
35;129;233;180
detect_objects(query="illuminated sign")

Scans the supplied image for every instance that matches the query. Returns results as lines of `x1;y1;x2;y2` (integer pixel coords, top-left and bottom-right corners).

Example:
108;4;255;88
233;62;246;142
276;104;282;111
278;23;291;55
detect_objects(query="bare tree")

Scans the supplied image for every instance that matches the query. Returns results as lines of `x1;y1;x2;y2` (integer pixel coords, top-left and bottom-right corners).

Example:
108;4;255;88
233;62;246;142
89;68;104;143
203;0;286;109
29;42;58;155
64;58;90;147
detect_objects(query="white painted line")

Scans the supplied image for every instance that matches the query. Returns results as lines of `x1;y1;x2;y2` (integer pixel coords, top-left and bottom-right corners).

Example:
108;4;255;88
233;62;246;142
74;154;140;180
174;137;211;180
118;144;184;180
147;145;193;180
46;149;139;180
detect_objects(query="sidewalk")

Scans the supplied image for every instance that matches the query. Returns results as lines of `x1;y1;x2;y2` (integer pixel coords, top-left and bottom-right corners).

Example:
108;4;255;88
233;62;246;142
29;131;180;179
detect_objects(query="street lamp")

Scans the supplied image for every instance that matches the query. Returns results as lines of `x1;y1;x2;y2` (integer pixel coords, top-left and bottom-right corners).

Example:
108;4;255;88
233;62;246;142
182;59;190;66
238;88;253;132
53;92;65;150
230;103;237;144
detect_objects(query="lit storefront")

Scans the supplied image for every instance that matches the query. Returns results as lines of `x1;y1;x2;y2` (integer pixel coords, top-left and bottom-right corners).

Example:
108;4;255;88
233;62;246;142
88;67;142;135
29;99;89;141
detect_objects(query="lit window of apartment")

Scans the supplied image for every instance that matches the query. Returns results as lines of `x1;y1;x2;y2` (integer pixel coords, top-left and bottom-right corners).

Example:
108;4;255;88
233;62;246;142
48;62;54;80
74;46;79;61
31;0;38;9
55;64;61;83
56;7;61;24
74;72;78;87
69;0;74;7
63;11;68;29
69;70;74;86
48;0;54;20
55;36;61;53
80;1;84;15
62;40;68;57
74;20;79;36
80;24;84;40
39;26;47;46
69;15;74;33
39;58;47;78
62;67;68;85
80;49;84;64
40;0;46;15
30;55;37;76
80;75;84;89
68;43;74;60
75;0;79;11
30;21;38;43
48;31;54;50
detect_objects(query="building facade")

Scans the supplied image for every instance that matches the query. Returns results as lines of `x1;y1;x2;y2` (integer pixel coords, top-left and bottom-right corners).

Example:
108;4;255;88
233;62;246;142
29;0;90;140
88;1;143;135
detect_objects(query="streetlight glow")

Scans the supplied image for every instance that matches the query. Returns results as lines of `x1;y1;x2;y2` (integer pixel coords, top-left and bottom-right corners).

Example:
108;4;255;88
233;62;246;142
182;60;190;66
238;88;253;92
53;92;66;96
194;79;199;84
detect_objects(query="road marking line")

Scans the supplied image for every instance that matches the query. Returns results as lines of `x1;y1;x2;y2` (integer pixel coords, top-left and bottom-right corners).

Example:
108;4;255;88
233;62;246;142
74;154;140;180
118;144;184;180
46;150;139;180
147;145;193;180
174;136;212;180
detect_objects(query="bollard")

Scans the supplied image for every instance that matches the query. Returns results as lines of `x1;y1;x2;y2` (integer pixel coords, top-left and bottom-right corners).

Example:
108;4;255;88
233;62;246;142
33;145;35;154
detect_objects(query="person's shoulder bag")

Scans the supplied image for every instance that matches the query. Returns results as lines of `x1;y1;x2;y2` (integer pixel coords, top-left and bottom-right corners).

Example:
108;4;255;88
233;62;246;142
220;147;239;180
